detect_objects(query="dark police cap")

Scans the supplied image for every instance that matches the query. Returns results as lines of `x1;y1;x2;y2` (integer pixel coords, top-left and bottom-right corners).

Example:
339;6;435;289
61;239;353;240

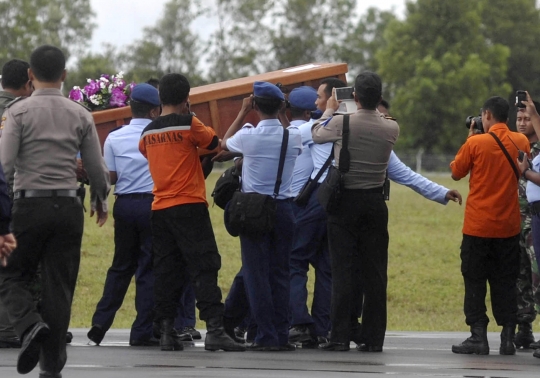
355;71;382;98
130;83;160;106
253;81;284;101
289;86;317;111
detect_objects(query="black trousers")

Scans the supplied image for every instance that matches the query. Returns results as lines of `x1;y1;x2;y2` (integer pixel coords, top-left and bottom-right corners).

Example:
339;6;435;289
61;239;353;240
327;190;388;346
460;234;520;326
0;197;83;373
151;203;223;322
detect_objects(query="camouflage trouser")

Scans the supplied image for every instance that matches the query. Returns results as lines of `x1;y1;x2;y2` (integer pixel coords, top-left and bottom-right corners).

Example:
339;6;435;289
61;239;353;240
517;225;540;323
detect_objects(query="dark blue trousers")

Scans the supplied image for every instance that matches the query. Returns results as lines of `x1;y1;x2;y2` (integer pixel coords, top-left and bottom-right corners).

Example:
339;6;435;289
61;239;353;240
175;284;196;329
224;268;251;327
289;185;332;337
240;199;295;347
91;196;154;341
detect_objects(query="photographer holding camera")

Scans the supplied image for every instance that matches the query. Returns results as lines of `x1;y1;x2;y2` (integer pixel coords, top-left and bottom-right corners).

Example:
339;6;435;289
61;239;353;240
450;96;530;356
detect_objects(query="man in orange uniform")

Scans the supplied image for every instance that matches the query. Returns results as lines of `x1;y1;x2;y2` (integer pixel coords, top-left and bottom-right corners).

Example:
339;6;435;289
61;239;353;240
450;96;530;356
139;73;244;352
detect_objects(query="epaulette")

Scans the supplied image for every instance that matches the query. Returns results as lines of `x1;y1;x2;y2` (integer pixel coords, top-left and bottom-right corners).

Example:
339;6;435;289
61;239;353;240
5;96;27;108
385;115;397;121
108;125;124;135
70;99;92;112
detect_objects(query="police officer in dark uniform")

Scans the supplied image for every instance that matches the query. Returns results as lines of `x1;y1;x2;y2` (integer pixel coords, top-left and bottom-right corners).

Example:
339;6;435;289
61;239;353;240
0;45;110;377
88;84;161;346
313;72;399;352
0;58;33;349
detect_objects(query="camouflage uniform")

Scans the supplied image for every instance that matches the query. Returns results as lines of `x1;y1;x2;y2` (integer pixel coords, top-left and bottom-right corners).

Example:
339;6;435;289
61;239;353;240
517;141;540;322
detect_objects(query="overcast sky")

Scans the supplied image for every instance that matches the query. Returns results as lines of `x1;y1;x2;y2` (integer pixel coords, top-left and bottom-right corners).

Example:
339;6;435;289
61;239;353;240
89;0;406;54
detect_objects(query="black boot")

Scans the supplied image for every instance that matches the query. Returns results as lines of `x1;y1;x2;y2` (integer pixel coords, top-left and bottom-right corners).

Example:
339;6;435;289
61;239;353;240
514;322;535;349
452;323;489;355
500;323;516;355
204;317;245;351
160;318;183;351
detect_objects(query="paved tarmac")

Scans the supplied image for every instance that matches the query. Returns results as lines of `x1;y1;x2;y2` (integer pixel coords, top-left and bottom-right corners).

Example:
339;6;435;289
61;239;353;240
1;329;539;377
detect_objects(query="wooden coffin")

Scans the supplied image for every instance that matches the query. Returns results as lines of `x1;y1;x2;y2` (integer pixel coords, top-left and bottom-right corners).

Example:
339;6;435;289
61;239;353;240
92;62;348;152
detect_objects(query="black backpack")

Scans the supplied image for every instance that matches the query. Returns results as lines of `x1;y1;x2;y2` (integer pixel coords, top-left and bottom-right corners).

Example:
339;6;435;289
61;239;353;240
211;166;240;209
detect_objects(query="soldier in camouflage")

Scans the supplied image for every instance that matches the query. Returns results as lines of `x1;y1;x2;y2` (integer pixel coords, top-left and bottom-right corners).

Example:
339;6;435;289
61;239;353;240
516;102;540;349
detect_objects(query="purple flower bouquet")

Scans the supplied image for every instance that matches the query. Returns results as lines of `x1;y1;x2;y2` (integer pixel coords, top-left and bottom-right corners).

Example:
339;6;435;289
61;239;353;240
69;72;135;111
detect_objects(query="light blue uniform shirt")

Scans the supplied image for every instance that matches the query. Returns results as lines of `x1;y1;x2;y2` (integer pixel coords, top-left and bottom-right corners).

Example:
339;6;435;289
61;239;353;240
526;154;540;203
289;119;314;196
310;116;337;184
103;118;154;195
388;151;449;204
226;119;302;199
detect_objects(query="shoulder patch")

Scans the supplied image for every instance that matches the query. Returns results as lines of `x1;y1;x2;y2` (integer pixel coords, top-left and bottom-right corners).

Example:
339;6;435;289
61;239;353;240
70;99;92;112
5;96;27;109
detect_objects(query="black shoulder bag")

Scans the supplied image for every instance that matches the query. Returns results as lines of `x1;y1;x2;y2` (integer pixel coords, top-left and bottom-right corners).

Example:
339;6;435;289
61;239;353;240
488;132;520;181
317;115;350;214
224;129;289;237
293;149;334;207
211;165;240;209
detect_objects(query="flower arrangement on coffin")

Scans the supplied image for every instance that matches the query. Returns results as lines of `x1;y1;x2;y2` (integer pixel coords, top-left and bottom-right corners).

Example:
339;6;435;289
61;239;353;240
69;72;135;111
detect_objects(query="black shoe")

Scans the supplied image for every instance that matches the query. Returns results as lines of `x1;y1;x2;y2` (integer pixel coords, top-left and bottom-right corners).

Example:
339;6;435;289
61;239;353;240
247;343;280;351
530;340;540;349
17;322;50;374
534;348;540;358
301;336;328;349
356;344;383;352
234;327;246;341
39;371;62;378
87;324;105;345
279;343;296;351
288;325;312;343
66;332;73;344
176;330;194;342
514;322;535;349
0;335;21;348
318;341;350;351
452;323;489;355
183;326;202;340
130;337;160;346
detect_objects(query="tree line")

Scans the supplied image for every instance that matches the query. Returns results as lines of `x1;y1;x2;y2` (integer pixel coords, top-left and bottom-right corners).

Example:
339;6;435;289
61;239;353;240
2;0;540;153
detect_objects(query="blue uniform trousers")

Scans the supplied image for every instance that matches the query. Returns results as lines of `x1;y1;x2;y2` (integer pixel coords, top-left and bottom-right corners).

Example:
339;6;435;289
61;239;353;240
241;199;295;347
175;284;196;329
224;268;251;327
289;185;331;337
91;195;154;341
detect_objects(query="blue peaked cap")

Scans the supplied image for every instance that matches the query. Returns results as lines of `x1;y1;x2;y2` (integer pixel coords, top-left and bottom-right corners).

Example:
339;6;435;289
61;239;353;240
253;81;285;101
130;83;160;106
289;86;317;111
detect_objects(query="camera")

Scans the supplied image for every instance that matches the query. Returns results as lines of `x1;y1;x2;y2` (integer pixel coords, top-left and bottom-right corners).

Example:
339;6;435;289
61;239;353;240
516;90;527;109
335;87;354;101
465;115;484;134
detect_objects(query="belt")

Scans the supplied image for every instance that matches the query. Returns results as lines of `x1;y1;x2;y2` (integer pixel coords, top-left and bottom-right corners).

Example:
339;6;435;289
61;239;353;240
345;186;384;194
14;189;78;200
116;193;154;199
530;201;540;216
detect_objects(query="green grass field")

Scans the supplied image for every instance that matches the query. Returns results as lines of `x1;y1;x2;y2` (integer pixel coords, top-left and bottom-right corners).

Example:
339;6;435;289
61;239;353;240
72;171;508;332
